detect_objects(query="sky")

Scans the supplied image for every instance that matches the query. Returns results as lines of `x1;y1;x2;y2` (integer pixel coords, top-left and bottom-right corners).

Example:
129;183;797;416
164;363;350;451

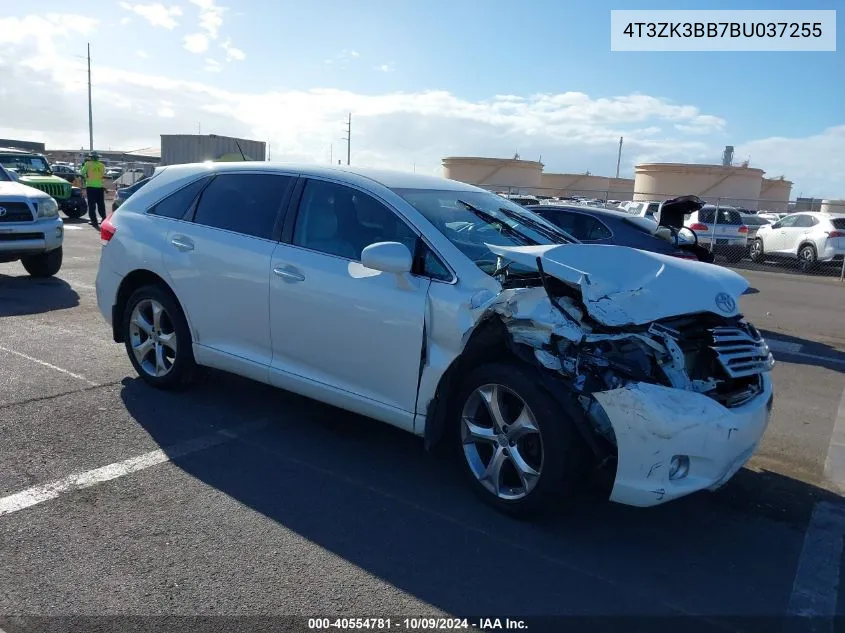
0;0;842;197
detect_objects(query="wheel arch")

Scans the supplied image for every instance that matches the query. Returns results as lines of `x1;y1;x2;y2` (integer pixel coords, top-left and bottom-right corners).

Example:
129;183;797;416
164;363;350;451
112;269;190;343
798;240;818;255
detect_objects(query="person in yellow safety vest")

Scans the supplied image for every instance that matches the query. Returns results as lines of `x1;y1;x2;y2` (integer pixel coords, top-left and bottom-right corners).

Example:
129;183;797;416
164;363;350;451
80;151;107;229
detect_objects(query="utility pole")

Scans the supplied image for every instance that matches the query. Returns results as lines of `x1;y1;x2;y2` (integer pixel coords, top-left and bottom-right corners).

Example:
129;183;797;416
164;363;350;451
87;43;94;151
615;136;623;179
342;112;351;165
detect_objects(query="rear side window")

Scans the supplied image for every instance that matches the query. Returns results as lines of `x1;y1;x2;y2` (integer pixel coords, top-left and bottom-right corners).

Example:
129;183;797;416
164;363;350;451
832;219;845;230
192;173;293;240
699;208;743;225
541;211;611;241
793;215;818;228
148;177;210;219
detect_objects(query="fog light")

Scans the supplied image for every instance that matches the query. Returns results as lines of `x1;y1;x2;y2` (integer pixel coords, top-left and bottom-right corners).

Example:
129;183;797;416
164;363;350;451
669;455;690;480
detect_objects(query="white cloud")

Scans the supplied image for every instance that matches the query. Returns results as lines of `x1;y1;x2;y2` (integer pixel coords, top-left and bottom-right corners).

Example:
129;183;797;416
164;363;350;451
0;13;841;198
189;0;225;39
203;58;222;73
118;2;183;30
120;17;132;25
221;38;245;61
183;33;210;54
325;49;360;68
136;50;150;58
375;62;396;73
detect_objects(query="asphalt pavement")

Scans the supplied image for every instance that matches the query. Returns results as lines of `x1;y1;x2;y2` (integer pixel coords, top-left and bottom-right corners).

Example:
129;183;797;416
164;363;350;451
1;222;845;633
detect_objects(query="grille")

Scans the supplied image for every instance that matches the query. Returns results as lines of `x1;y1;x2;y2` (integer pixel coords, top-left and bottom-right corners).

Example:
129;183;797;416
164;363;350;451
30;182;70;199
709;324;775;379
0;232;43;241
0;201;34;222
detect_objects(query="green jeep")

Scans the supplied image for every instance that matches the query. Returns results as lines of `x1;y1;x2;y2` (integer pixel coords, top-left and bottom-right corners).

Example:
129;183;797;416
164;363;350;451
0;148;88;219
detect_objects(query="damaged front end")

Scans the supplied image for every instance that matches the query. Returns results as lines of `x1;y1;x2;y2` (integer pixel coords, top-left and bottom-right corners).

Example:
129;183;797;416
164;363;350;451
471;244;775;507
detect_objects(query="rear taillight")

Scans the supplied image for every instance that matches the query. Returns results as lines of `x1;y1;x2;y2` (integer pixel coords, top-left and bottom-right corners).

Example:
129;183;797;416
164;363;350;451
738;225;749;234
827;230;845;238
101;214;116;245
689;222;709;231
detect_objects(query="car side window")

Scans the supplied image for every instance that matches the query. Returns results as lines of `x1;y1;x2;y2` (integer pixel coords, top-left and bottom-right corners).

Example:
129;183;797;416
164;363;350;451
778;215;800;228
148;177;210;219
584;218;612;240
794;215;817;228
292;179;418;262
192;173;293;240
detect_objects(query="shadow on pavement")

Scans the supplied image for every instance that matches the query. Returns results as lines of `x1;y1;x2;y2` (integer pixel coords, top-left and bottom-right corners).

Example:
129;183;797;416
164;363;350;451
760;328;845;374
117;370;845;626
732;259;845;279
0;274;80;316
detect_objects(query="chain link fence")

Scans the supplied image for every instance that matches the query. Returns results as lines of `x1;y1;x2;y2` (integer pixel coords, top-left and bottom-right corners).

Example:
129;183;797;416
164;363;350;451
474;183;845;280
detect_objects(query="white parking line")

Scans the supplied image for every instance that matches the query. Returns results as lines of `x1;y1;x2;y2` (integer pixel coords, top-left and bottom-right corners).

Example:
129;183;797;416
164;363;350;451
825;386;845;494
0;345;98;387
787;501;845;623
0;418;269;517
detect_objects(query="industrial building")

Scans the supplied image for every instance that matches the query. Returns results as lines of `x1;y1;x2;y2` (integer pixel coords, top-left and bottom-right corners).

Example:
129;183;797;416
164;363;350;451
160;134;266;166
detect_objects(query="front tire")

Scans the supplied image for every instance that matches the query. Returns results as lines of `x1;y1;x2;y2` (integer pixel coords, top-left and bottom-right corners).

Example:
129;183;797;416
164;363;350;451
21;246;63;277
749;239;764;263
122;284;198;390
454;362;587;518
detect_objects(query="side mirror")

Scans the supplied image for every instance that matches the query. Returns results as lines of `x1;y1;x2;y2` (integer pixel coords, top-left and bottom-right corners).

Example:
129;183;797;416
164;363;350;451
361;241;413;274
771;222;781;229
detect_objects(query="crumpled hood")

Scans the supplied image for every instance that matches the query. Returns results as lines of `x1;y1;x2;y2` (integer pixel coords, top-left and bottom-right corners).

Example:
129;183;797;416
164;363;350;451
486;243;749;327
0;180;49;199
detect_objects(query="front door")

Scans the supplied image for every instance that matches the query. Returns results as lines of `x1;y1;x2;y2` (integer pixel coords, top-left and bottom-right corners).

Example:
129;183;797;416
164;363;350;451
268;178;430;425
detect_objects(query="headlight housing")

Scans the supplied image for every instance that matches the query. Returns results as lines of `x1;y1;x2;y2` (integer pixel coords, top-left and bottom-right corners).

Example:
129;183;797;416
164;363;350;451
37;197;59;218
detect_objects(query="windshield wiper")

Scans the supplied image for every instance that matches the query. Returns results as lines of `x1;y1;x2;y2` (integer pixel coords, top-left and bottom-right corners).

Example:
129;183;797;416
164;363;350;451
496;206;573;243
455;200;537;245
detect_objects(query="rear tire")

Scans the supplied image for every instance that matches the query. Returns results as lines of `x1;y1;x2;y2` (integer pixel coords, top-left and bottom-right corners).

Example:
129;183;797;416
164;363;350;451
62;202;87;219
749;239;765;263
453;362;587;518
121;284;198;390
799;244;817;273
21;246;63;277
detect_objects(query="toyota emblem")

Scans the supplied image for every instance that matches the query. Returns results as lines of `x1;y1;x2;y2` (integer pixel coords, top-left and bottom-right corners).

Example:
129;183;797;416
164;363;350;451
715;292;736;314
0;207;6;217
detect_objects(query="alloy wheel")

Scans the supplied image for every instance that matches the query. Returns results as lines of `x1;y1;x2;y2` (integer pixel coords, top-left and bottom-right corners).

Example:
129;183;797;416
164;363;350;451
750;240;763;260
128;298;178;378
460;383;544;501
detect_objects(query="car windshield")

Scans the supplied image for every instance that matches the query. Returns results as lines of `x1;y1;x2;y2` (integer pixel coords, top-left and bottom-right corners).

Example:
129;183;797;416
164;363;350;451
0;154;50;175
392;188;573;276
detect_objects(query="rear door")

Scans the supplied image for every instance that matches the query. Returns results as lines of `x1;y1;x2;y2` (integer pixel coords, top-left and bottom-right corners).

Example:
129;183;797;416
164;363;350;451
784;214;818;255
160;171;295;369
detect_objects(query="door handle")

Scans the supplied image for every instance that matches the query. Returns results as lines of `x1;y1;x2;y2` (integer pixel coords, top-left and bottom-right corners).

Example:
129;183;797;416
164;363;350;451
171;236;194;252
273;266;305;283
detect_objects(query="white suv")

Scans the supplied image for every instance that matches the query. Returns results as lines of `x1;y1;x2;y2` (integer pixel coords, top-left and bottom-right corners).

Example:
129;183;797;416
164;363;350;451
95;162;774;517
0;165;64;277
750;212;845;271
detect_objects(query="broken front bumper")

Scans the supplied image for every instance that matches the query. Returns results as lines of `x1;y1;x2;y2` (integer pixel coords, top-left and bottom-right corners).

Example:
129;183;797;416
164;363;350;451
592;374;773;507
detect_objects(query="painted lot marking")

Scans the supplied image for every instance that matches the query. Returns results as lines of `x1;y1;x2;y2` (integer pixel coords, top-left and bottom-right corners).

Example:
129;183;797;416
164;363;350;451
0;345;98;387
767;339;804;355
786;501;845;630
0;418;269;517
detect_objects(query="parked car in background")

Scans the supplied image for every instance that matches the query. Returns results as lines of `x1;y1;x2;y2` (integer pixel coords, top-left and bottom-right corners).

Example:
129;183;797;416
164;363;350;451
758;212;787;223
750;212;845;271
624;200;662;221
50;163;79;183
112;176;152;213
525;204;700;260
0;164;64;276
685;205;748;262
95;162;774;517
740;214;772;250
0;147;86;219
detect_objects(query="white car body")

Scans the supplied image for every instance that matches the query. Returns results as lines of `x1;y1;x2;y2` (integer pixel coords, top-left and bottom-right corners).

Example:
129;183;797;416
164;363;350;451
686;207;749;262
95;163;775;510
0;171;64;269
751;212;845;267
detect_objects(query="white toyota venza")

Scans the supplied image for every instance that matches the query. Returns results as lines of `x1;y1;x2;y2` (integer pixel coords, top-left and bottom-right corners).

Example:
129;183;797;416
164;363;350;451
96;163;775;517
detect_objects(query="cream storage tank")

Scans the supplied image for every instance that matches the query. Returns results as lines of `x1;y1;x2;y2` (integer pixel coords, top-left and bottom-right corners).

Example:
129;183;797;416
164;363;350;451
634;163;765;210
820;199;845;214
441;157;543;190
759;177;793;212
538;173;611;198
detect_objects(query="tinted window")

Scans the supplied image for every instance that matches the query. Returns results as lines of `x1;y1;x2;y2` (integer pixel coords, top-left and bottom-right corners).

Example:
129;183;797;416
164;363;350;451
699;208;743;225
149;177;209;219
293;179;418;261
193;173;292;240
832;219;845;230
543;211;610;241
793;215;817;228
